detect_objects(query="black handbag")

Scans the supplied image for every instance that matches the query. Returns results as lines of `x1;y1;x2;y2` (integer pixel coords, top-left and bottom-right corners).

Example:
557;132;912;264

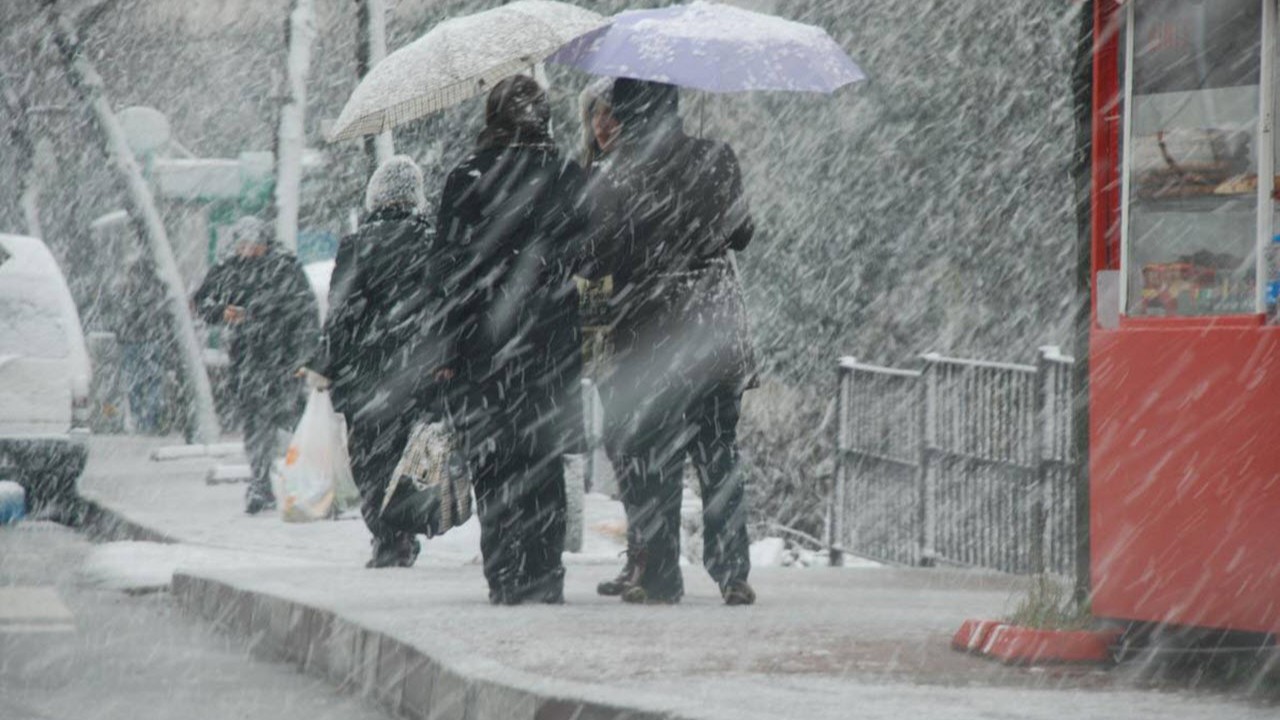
379;418;472;537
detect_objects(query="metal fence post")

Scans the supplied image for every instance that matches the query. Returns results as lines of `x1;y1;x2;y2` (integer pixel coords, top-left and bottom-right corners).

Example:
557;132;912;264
830;358;853;567
917;355;935;567
1031;347;1053;577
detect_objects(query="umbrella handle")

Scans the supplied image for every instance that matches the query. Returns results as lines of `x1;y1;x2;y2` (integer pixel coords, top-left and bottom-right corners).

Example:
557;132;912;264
699;93;706;139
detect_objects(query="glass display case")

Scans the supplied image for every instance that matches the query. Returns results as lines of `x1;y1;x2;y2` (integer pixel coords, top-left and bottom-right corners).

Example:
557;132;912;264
1090;0;1280;639
1121;0;1273;318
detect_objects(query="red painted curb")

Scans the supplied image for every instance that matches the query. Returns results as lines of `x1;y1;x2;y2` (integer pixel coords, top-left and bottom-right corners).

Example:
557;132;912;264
951;619;1005;653
982;625;1121;665
952;619;1121;665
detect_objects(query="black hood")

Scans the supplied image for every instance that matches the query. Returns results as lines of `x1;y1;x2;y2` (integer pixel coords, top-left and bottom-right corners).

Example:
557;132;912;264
611;78;680;139
477;74;553;151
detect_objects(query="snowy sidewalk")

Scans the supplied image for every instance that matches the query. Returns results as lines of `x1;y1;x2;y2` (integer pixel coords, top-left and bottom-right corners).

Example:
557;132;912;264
76;436;1272;720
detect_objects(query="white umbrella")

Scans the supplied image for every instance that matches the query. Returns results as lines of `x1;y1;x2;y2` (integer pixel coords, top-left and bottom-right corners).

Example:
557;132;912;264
327;0;606;143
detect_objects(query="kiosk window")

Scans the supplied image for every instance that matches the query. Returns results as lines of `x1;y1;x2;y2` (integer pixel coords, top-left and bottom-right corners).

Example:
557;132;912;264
1125;0;1263;317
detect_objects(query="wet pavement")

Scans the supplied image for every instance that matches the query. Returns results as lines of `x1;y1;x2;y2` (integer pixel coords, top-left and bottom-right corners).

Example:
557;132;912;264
0;520;390;720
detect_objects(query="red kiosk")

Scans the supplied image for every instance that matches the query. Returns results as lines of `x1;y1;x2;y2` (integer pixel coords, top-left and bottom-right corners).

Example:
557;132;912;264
1090;0;1280;636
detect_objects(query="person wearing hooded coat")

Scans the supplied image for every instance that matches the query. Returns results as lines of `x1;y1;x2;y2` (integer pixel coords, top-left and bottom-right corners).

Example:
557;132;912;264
599;78;758;606
435;75;590;605
194;216;320;514
312;155;441;568
574;78;650;596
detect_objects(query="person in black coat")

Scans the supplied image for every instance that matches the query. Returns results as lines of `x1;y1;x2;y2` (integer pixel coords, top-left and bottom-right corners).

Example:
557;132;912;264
436;74;589;605
194;217;320;514
313;155;441;568
597;78;758;606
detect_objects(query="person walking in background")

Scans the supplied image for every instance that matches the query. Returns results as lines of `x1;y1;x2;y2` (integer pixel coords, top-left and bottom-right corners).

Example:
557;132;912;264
435;75;590;605
311;155;440;569
194;216;320;514
116;247;171;434
599;78;758;606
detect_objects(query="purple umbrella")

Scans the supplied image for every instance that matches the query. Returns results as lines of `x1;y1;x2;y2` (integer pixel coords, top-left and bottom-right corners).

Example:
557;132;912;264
547;1;865;94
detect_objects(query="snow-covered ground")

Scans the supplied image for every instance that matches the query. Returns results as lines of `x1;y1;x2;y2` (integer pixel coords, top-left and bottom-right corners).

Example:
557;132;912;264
81;435;834;594
69;436;1277;720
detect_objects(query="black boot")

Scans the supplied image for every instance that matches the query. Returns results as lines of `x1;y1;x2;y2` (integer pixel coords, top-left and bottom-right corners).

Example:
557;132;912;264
366;534;421;568
619;549;682;605
530;567;566;605
244;482;276;515
597;546;644;596
720;579;756;606
620;583;682;605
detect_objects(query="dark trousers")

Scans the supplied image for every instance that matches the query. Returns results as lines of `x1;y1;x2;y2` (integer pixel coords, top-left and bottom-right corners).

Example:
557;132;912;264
347;415;414;543
239;380;302;497
470;418;567;603
615;382;751;598
599;384;639;548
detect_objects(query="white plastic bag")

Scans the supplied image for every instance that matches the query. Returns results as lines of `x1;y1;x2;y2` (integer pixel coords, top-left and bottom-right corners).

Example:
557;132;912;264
279;388;359;522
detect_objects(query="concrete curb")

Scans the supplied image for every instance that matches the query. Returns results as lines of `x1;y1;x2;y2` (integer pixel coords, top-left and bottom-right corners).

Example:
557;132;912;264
77;491;688;719
76;495;180;545
172;572;688;720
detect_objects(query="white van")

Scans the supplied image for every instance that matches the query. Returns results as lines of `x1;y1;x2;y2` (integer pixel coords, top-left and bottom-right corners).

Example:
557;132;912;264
0;234;92;505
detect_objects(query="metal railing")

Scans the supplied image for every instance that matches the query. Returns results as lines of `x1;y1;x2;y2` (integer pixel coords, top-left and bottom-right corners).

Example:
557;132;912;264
830;358;925;566
830;347;1078;576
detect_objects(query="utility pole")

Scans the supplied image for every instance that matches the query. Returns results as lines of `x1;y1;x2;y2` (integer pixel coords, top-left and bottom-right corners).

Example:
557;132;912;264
42;0;221;444
1070;0;1095;607
355;0;394;172
275;0;317;252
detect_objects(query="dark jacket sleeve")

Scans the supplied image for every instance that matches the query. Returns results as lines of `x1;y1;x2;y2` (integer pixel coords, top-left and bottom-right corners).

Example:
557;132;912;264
314;232;361;377
714;143;754;253
327;232;360;323
577;166;627;281
253;254;319;371
434;166;474;374
553;161;594;277
192;260;235;325
281;259;321;370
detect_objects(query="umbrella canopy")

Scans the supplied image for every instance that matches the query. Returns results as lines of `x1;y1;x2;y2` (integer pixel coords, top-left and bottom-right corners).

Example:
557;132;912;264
547;1;865;94
327;0;606;142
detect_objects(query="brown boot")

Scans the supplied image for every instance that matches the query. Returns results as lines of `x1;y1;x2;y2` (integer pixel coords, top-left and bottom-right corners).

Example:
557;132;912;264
597;546;644;596
620;583;682;605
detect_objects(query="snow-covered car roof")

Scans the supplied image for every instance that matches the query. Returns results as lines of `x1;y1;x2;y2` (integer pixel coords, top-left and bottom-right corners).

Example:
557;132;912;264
0;234;92;384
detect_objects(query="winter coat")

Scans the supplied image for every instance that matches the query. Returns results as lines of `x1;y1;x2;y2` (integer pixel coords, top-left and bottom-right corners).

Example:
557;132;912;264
435;144;590;450
193;246;320;399
318;207;441;423
604;128;757;395
574;160;617;382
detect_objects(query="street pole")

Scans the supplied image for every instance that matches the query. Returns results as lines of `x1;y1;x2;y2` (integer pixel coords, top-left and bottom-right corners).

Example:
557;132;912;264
275;0;317;252
42;0;221;444
1070;0;1095;607
356;0;394;172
